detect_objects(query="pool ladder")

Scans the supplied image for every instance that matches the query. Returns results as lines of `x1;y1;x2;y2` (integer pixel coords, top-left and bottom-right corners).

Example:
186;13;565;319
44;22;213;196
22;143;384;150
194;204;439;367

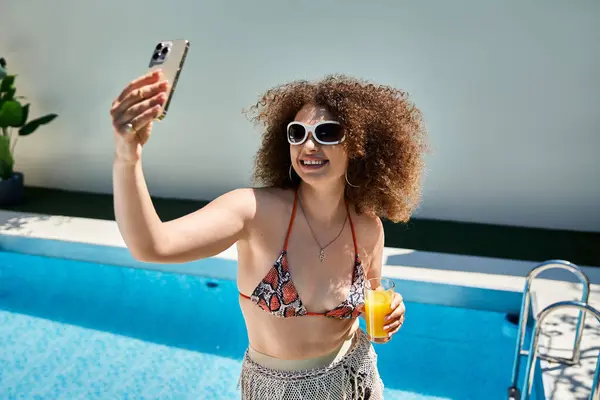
508;260;600;400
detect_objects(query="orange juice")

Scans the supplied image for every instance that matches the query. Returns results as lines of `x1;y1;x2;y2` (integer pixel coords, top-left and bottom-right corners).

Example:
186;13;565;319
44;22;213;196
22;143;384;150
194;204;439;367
364;287;393;341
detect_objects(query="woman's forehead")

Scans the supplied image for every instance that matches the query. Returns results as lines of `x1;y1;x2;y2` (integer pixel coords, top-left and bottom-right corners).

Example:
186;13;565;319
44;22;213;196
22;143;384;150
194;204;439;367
294;103;337;124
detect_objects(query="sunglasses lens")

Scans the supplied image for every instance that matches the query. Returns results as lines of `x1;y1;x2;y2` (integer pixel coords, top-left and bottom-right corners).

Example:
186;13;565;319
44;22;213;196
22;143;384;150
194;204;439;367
287;124;306;144
315;123;343;143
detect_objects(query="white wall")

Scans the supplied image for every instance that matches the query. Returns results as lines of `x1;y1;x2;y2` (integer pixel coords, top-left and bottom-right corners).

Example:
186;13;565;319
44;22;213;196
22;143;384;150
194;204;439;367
1;0;598;232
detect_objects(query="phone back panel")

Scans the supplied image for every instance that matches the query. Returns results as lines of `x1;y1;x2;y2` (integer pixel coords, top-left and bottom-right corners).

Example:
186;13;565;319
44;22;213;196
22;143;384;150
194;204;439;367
147;39;190;120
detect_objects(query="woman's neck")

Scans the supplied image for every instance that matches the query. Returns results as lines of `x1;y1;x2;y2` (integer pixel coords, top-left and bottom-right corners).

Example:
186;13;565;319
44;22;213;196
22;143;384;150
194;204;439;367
297;181;347;227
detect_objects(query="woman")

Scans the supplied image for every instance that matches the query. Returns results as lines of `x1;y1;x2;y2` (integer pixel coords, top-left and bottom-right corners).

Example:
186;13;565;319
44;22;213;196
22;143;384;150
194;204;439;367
109;70;427;399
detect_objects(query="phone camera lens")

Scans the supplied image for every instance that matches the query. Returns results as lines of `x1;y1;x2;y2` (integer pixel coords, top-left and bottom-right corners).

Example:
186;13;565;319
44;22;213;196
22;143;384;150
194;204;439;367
161;47;169;55
156;43;163;50
152;53;160;60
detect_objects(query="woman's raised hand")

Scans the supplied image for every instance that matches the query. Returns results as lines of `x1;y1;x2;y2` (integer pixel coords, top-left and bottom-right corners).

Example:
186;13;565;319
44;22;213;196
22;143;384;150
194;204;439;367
110;70;169;163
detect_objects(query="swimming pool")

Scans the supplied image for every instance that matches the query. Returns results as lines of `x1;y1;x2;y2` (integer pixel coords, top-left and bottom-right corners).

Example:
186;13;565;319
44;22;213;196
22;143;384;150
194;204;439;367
0;249;544;399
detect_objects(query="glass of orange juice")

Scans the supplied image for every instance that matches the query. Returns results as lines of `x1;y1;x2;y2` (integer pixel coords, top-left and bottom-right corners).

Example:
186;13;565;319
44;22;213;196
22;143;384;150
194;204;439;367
364;277;395;343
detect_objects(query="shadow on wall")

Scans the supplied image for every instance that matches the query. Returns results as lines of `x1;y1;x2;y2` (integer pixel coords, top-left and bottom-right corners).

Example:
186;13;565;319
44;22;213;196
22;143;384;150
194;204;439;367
385;252;600;284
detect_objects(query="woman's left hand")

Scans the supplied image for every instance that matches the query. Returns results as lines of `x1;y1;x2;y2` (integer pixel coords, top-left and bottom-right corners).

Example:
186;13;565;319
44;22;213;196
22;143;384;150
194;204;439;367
383;292;406;338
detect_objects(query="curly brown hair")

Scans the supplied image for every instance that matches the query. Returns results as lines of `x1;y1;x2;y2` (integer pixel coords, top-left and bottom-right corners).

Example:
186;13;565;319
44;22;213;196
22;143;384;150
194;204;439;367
244;74;428;223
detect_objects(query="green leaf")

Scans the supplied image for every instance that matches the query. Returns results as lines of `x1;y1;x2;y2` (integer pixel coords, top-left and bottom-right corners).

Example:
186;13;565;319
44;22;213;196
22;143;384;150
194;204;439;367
2;88;15;101
0;100;24;128
18;113;57;136
20;103;29;125
0;75;15;93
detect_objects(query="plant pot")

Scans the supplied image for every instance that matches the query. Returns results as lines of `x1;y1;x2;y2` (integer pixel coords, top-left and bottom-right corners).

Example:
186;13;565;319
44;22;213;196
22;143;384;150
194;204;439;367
0;171;24;206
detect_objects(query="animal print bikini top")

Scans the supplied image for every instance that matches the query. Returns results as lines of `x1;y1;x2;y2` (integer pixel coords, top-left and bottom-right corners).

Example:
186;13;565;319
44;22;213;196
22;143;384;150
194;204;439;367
239;190;365;320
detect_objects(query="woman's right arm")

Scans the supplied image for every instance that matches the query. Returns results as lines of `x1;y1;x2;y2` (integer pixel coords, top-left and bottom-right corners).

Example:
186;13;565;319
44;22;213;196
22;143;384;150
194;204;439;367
113;161;255;263
111;70;256;263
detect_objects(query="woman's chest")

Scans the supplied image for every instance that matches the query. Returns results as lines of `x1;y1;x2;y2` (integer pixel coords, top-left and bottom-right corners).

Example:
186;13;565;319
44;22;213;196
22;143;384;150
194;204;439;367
241;235;359;314
286;244;358;312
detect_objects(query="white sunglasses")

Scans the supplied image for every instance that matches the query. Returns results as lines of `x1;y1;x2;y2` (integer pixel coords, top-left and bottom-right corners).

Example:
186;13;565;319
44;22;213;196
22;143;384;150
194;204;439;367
286;120;345;145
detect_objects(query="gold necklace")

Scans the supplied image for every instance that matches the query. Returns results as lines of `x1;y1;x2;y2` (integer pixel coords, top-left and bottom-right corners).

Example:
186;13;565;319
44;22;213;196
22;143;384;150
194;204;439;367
297;195;348;262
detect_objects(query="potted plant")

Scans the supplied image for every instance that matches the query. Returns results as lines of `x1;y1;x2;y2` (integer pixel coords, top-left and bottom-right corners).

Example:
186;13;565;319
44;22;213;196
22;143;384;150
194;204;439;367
0;57;58;205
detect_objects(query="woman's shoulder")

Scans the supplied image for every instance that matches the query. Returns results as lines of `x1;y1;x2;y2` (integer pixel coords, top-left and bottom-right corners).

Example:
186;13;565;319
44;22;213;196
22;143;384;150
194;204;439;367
222;187;294;206
350;206;383;235
251;187;295;207
238;187;296;223
349;206;385;257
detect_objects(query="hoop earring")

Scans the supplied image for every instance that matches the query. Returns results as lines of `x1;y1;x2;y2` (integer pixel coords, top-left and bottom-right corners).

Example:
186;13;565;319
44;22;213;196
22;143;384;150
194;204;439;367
289;165;294;182
345;170;359;188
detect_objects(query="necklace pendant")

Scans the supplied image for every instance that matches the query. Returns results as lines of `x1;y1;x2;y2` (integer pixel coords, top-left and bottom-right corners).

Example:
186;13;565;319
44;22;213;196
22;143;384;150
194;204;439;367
319;249;325;263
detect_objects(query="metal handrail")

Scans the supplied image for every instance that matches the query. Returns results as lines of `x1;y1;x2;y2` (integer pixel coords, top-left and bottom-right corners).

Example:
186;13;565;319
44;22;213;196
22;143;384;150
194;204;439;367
508;260;590;399
520;301;600;400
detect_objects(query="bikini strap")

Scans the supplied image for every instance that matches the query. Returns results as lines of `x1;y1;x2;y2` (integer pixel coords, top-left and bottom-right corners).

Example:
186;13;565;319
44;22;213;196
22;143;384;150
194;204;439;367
344;200;359;258
283;191;299;251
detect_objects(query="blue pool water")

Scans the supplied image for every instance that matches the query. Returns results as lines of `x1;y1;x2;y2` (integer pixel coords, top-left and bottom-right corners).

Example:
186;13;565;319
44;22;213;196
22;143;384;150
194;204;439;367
0;250;539;399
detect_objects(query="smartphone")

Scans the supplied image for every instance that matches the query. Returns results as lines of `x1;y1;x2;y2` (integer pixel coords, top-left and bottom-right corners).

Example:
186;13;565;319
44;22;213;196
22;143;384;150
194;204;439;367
147;39;190;120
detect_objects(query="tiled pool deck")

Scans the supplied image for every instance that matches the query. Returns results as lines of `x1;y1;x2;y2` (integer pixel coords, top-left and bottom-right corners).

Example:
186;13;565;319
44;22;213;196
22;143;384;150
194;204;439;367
1;186;599;399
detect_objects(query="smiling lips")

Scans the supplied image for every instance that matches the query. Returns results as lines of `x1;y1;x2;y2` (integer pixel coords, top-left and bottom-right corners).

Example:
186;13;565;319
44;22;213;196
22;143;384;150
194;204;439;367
299;158;329;170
